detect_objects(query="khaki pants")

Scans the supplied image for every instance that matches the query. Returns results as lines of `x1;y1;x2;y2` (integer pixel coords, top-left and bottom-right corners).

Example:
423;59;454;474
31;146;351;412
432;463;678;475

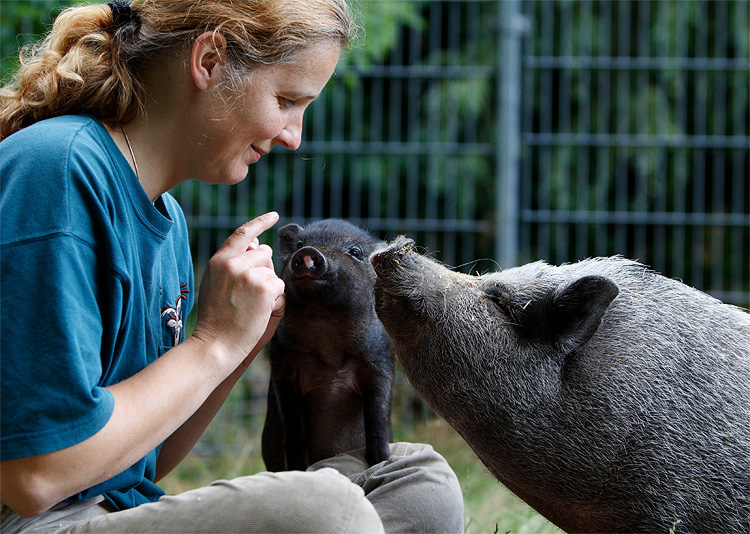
1;443;464;534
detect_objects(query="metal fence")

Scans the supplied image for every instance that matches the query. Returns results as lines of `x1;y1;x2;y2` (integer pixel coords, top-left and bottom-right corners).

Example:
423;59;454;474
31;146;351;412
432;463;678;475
172;0;749;307
4;0;748;451
177;0;749;451
517;0;750;305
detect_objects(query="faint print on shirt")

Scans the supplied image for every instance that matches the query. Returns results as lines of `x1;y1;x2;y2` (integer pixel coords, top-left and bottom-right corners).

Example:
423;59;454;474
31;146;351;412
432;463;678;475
161;283;190;346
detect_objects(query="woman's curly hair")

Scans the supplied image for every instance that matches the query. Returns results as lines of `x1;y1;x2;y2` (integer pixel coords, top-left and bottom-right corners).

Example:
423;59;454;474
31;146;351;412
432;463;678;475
0;0;356;140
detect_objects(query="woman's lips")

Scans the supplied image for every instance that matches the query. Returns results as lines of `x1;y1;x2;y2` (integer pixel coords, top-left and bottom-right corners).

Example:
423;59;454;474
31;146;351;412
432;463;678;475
250;145;267;163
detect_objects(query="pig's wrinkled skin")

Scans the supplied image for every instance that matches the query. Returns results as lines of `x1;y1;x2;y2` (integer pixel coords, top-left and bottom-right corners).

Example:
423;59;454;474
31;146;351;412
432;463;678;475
371;237;750;534
262;219;394;471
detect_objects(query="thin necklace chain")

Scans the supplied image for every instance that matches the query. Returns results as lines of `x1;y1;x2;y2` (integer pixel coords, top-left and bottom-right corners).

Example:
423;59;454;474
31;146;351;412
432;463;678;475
119;123;140;180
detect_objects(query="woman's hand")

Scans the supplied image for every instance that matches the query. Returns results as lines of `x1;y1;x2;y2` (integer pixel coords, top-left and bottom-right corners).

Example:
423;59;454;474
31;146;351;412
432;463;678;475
191;212;286;368
0;213;286;517
155;214;287;478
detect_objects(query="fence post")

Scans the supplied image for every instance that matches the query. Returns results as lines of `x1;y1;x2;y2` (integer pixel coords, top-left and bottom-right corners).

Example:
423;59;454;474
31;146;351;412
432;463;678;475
495;0;525;268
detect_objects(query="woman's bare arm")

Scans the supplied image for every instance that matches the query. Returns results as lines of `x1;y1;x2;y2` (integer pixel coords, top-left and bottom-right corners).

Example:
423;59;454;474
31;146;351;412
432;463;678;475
0;214;284;518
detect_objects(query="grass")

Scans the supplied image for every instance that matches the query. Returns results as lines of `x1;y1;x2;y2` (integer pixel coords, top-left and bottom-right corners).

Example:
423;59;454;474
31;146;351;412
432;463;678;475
160;415;559;534
400;419;560;534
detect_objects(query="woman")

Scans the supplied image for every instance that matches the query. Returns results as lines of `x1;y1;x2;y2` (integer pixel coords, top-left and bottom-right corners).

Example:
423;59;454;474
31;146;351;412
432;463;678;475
0;1;464;532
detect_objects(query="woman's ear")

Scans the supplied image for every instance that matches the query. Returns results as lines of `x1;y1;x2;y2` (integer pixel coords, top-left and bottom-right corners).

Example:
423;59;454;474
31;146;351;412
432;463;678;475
190;31;228;91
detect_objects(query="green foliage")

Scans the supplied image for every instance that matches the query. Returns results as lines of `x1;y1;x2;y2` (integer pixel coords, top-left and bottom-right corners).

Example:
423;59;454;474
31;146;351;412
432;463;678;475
3;0;746;300
0;0;424;84
344;0;425;68
0;0;75;83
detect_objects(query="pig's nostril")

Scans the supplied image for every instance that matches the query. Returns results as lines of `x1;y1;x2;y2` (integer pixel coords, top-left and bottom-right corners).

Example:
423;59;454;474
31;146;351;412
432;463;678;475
291;248;327;277
295;255;315;270
371;238;416;268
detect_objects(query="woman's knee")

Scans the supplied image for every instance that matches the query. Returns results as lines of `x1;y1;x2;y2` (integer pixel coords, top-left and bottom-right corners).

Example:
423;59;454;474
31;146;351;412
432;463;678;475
218;469;384;533
311;443;465;533
64;470;384;534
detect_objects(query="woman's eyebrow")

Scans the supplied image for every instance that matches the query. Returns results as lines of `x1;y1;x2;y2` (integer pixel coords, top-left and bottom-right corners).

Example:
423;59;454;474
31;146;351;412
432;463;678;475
283;90;321;102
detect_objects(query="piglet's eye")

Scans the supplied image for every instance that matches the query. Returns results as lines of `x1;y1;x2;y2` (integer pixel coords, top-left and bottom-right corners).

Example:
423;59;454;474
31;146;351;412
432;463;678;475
347;245;365;261
295;240;304;250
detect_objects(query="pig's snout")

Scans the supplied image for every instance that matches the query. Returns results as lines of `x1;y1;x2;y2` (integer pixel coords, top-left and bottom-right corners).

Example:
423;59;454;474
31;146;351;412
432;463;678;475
370;237;415;272
291;246;328;279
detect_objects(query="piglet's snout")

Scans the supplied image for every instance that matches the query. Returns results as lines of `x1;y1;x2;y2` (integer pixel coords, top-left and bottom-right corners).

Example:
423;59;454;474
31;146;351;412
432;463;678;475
291;246;328;278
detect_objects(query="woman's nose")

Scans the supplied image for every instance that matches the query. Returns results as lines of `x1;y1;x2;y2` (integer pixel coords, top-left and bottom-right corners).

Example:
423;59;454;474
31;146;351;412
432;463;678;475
274;114;303;151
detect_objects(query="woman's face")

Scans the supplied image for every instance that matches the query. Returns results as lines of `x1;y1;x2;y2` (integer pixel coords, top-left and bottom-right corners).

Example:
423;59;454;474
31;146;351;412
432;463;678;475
195;41;341;185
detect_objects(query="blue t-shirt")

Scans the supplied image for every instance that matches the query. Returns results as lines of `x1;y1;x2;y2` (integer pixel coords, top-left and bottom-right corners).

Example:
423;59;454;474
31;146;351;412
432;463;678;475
0;115;194;510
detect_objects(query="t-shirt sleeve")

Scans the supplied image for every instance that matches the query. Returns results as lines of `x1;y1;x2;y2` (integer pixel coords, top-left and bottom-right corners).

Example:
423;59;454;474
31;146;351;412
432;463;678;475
1;234;115;460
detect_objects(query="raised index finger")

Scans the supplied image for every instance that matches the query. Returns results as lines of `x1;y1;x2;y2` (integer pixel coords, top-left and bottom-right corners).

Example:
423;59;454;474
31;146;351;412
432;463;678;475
220;212;279;255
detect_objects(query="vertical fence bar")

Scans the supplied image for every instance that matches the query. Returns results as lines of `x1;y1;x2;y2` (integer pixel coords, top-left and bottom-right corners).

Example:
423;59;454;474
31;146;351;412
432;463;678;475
556;1;572;263
575;0;592;261
594;0;613;257
538;1;553;259
495;0;524;267
710;0;727;295
730;0;750;306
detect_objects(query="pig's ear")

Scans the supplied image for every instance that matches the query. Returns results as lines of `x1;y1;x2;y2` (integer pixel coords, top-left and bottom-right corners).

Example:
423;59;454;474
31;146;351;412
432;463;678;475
548;275;619;355
277;223;303;261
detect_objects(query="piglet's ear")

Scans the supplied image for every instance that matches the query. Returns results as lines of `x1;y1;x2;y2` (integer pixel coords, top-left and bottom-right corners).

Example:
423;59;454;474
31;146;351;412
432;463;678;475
277;223;303;262
550;275;619;355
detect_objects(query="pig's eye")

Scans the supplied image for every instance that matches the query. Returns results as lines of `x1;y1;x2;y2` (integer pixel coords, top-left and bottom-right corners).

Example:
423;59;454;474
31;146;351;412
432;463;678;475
295;240;304;250
486;293;510;316
347;245;365;261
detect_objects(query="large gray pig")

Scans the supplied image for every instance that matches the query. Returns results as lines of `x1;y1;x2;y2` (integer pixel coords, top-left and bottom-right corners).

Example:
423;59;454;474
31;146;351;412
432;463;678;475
370;237;750;534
